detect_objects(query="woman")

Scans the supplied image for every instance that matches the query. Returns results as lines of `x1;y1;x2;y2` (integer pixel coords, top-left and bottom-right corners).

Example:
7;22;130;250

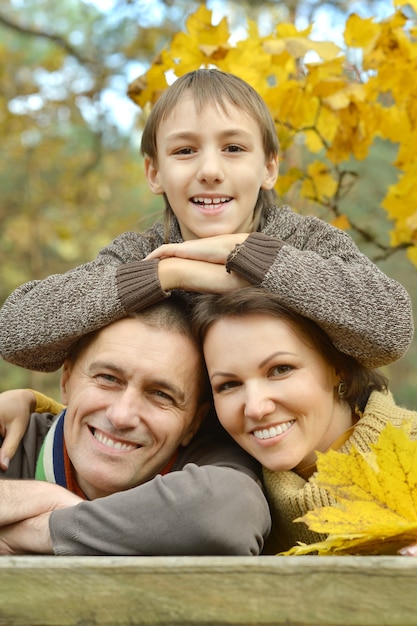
192;286;417;554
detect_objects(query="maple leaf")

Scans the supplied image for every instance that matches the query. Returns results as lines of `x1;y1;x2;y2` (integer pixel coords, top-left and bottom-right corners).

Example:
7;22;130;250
282;421;417;556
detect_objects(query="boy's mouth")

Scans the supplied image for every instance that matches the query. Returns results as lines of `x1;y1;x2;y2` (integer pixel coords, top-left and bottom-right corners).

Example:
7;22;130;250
191;196;232;206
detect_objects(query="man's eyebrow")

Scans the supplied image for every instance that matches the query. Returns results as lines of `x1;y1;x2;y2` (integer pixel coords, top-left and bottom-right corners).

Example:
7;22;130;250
88;361;187;403
87;360;125;376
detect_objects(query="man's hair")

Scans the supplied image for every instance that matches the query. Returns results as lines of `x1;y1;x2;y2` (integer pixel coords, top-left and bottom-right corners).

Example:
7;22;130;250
192;286;388;413
67;296;210;405
141;68;279;239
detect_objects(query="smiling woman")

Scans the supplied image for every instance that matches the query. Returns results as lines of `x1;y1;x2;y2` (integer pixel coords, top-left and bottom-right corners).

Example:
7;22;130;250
192;285;417;553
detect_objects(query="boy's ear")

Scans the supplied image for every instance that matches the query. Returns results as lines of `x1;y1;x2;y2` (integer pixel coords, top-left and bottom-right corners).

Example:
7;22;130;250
261;155;279;190
144;156;164;194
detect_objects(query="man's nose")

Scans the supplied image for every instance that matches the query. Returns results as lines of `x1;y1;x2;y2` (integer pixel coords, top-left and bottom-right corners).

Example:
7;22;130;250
106;391;142;430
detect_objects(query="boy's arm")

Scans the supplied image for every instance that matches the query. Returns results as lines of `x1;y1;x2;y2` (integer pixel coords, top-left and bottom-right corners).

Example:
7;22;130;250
226;211;414;368
0;227;167;373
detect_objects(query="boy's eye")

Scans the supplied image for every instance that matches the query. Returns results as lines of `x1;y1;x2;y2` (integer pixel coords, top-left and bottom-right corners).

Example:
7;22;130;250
224;144;244;153
173;147;195;155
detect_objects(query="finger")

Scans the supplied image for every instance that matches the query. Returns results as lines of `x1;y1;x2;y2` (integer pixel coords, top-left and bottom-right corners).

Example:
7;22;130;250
0;421;27;470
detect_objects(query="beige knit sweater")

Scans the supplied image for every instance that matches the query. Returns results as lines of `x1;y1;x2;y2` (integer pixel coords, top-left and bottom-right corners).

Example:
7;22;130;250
263;390;417;554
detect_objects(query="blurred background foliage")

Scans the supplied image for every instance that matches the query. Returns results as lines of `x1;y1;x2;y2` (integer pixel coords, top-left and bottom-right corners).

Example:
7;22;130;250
0;0;416;407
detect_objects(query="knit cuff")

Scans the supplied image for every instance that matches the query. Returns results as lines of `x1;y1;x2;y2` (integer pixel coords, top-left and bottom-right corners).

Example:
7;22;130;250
116;259;169;312
226;232;283;284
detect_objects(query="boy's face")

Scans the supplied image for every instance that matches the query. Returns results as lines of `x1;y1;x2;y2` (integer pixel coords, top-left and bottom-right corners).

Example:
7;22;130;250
145;93;278;240
61;317;206;499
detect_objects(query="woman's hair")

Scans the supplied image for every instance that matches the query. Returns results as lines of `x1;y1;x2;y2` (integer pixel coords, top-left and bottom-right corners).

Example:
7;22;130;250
192;287;388;412
141;68;279;239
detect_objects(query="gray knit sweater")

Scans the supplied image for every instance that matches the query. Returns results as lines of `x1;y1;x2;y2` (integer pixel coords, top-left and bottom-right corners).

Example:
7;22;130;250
263;390;417;554
0;205;413;371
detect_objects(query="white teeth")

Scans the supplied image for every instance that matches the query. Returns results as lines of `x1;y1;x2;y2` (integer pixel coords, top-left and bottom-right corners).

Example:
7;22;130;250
193;197;230;205
253;421;294;440
93;429;137;451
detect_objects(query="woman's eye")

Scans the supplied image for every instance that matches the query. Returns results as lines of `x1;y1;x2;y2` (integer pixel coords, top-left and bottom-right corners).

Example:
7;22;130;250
215;380;241;393
270;365;292;376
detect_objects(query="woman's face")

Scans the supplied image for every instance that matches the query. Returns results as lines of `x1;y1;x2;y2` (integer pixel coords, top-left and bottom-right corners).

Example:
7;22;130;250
203;313;353;472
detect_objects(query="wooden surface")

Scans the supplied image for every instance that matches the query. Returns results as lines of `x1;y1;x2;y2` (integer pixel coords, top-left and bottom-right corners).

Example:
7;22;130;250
0;555;416;625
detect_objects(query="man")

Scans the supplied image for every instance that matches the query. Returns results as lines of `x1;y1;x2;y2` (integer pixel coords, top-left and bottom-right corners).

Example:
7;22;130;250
0;298;270;555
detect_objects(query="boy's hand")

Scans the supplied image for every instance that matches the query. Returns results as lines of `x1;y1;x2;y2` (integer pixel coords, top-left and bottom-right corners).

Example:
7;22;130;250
0;389;36;470
145;234;249;265
157;257;250;293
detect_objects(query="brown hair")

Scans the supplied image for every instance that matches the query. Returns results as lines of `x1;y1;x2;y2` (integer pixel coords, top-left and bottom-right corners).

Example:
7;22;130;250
192;287;387;412
141;69;279;239
67;296;211;405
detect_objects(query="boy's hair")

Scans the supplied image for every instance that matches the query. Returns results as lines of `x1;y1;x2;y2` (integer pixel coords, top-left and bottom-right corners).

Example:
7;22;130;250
192;287;388;413
141;69;279;239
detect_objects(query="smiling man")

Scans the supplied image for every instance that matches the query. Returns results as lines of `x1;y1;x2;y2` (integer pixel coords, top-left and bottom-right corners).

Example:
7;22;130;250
0;298;270;556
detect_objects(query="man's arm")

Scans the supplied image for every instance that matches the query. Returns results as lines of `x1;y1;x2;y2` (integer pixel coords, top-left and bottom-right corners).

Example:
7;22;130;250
0;513;53;555
49;464;270;556
0;480;82;555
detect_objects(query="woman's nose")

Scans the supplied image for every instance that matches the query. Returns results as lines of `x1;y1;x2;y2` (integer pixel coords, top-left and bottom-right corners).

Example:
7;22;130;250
243;384;276;421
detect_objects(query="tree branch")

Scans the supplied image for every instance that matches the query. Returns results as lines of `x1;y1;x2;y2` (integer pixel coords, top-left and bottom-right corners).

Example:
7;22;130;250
0;12;90;65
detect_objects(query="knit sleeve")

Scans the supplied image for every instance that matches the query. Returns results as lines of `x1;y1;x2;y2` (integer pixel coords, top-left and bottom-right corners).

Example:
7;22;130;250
116;259;169;311
226;232;283;284
247;206;414;368
31;390;65;416
0;228;165;372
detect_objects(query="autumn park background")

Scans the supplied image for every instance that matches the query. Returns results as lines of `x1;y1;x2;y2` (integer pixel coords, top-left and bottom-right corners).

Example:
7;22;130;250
1;0;417;408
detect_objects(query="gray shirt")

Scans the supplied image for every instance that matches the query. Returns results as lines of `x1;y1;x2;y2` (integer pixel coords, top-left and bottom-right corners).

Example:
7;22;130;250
1;411;271;556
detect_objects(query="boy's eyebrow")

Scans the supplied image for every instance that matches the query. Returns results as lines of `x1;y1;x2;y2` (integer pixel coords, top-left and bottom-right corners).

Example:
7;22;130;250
165;128;254;142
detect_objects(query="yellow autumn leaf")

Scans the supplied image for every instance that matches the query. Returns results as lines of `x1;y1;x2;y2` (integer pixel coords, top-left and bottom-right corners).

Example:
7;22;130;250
301;161;338;202
282;421;417;555
344;14;380;49
394;0;417;12
331;214;351;230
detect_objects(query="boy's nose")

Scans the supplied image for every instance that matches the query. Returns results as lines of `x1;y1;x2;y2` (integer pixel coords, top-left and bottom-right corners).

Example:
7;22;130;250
197;151;225;183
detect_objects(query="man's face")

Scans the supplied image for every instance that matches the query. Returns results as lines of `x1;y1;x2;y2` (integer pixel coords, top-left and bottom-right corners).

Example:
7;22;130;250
61;317;206;500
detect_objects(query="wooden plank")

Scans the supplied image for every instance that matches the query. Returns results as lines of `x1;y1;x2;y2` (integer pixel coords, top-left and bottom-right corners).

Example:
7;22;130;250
0;555;416;626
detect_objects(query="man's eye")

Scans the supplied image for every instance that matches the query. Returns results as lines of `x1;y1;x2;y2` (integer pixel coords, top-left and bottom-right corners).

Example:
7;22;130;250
153;390;175;403
96;374;119;384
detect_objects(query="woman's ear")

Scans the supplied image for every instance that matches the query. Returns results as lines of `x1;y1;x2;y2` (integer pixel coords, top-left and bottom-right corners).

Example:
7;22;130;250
144;156;164;195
